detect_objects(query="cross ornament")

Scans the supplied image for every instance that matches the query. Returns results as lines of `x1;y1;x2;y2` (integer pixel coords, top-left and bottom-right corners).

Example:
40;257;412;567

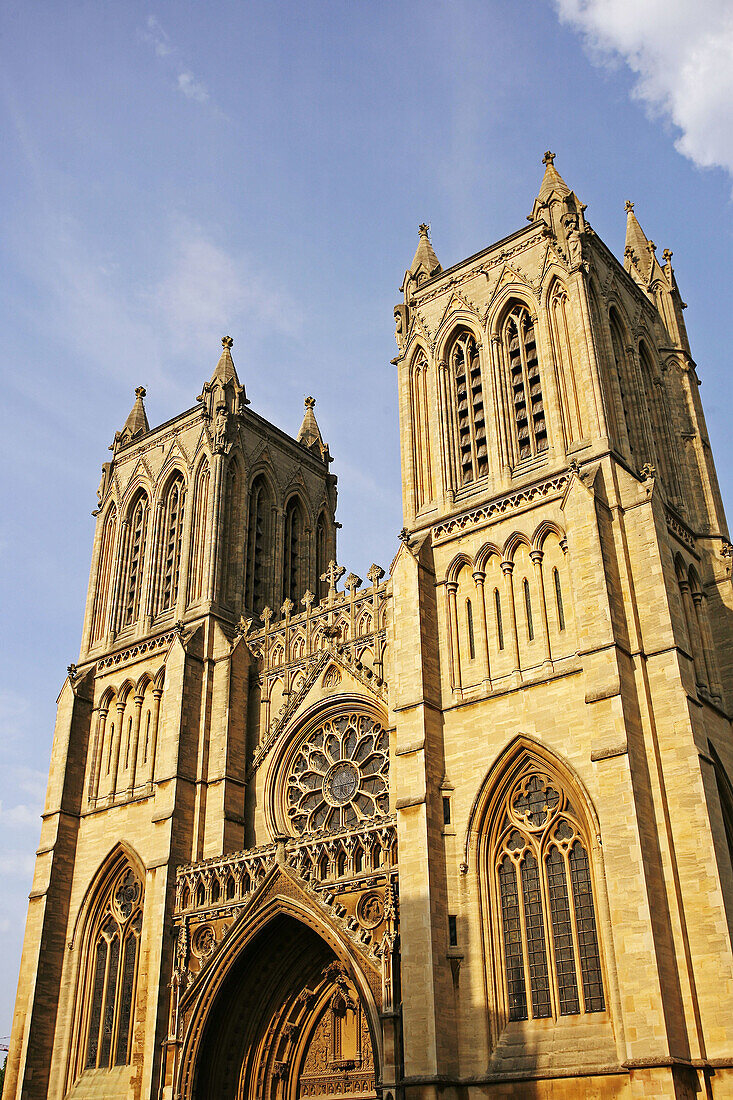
320;560;346;601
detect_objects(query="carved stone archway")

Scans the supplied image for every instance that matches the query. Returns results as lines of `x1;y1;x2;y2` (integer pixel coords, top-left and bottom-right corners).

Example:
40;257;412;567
190;914;378;1099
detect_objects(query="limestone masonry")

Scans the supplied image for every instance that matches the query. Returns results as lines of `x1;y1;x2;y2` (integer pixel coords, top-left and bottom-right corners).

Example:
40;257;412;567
7;155;733;1099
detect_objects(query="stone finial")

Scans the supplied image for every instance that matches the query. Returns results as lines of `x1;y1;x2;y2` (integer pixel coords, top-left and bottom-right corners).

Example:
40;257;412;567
344;573;362;593
663;248;673;264
418;222;430;237
625;200;634;212
261;606;273;626
221;335;233;350
281;598;295;618
366;563;385;586
398;527;411;546
301;590;315;611
647;240;657;254
542;150;555;166
304;395;315;408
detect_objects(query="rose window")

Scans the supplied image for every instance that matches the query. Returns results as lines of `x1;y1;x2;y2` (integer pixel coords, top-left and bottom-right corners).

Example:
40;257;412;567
286;712;389;833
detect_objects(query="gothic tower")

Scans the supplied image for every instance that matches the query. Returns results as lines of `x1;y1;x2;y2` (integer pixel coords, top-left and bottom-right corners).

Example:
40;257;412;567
390;154;733;1097
5;341;337;1100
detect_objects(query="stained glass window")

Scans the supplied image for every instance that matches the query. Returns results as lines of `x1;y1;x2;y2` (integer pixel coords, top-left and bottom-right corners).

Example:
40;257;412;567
494;768;605;1021
83;867;143;1070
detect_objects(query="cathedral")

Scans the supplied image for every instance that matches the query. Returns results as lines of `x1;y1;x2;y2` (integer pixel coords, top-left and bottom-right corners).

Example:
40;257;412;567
7;154;733;1100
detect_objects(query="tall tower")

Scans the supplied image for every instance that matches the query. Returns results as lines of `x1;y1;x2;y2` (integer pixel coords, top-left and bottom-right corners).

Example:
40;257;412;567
389;154;733;1096
5;340;336;1100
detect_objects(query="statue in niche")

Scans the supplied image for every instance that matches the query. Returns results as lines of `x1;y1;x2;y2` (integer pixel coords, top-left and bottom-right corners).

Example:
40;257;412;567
213;403;230;454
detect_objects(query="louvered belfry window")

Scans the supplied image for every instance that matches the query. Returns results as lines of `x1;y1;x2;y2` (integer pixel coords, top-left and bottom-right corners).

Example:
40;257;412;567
121;494;148;628
494;768;605;1022
504;305;547;462
84;867;143;1070
449;331;489;485
158;474;186;614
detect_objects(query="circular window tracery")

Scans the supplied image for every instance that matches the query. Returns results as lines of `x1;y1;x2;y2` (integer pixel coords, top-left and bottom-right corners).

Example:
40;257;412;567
286;712;389;834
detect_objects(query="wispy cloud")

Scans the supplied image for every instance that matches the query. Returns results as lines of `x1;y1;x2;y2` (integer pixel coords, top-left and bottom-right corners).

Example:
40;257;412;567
142;14;211;106
552;0;733;177
154;218;302;354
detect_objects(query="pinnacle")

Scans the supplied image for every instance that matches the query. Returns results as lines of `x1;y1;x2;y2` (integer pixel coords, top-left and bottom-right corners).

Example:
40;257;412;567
408;223;441;281
120;385;149;440
536;150;571;203
211;335;238;386
298;396;329;461
624;201;654;280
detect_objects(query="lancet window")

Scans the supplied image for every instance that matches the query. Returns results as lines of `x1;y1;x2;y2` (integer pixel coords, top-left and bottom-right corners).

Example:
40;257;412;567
447;330;489;486
121;493;149;629
223;460;243;608
187;461;210;605
82;865;143;1072
156;473;186;614
503;305;547;462
492;767;605;1022
283;496;306;606
410;351;434;509
315;511;328;603
245;474;272;612
91;506;117;643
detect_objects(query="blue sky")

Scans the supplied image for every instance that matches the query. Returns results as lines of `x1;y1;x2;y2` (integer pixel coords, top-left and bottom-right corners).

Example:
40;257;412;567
1;0;732;1036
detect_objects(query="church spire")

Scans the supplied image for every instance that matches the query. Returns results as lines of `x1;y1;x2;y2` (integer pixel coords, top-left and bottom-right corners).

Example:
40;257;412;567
401;224;442;301
112;386;149;452
197;335;248;419
529;151;587;259
297;396;330;462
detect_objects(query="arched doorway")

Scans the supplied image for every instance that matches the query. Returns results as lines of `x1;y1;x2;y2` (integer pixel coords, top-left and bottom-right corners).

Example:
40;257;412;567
192;914;378;1099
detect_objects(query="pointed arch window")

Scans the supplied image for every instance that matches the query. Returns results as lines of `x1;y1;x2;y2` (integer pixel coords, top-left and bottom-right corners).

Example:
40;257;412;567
283;496;306;606
223;461;243;607
121;493;149;629
503;305;547;462
82;865;143;1072
187;461;210;605
245;475;272;613
447;330;489;485
156;473;186;614
494;588;504;650
609;310;644;462
553;567;565;632
315;512;328;604
492;766;605;1021
410;351;434;508
91;506;117;643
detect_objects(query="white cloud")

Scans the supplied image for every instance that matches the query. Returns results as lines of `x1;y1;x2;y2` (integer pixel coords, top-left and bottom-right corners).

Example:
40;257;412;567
154;219;301;353
552;0;733;175
177;71;209;103
142;14;211;106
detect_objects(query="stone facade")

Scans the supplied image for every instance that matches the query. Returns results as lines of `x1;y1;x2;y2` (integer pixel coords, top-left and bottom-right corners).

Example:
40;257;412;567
6;156;733;1100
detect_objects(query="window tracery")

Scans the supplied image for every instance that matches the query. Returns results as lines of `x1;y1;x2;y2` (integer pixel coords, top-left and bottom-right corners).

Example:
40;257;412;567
492;767;605;1022
82;866;143;1072
502;305;547;462
447;330;489;486
286;712;389;834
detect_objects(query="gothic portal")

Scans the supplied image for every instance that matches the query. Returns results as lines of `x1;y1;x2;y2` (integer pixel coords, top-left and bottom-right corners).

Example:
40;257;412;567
7;156;733;1100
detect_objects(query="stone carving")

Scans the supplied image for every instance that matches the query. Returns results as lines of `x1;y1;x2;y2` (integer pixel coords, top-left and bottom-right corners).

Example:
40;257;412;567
357;891;384;930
